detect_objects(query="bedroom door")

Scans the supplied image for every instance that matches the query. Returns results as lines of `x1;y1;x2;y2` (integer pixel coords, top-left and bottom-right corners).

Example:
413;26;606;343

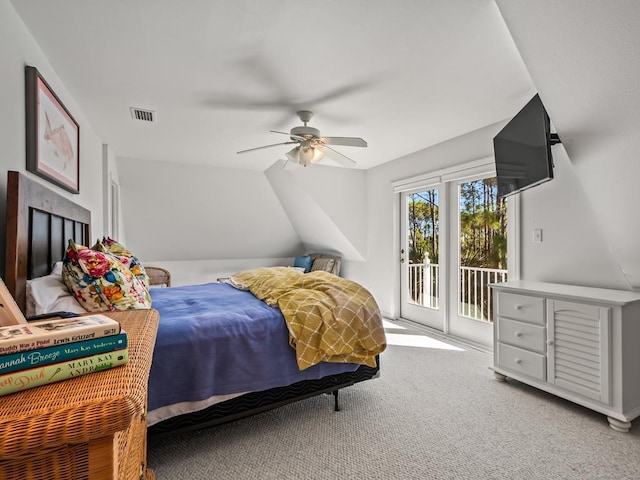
400;186;445;331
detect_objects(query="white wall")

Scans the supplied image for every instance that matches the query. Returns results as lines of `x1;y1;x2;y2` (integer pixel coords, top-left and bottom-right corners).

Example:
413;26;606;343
147;258;294;287
115;157;304;279
265;161;367;264
114;156;369;284
0;0;109;276
518;145;628;289
284;163;368;257
496;0;640;289
346;120;628;319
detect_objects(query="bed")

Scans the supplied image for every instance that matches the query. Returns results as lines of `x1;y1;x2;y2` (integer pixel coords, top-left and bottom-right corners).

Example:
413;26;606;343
3;170;383;437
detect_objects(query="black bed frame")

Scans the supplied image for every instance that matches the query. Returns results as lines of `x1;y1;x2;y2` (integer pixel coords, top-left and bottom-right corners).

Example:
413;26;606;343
148;358;379;438
4;170;380;438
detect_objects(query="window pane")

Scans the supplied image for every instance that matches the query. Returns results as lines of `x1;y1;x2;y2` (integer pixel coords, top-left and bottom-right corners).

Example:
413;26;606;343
407;189;439;309
458;178;508;321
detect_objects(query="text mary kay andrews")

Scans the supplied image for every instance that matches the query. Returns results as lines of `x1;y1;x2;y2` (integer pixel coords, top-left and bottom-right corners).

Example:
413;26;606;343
0;352;121;390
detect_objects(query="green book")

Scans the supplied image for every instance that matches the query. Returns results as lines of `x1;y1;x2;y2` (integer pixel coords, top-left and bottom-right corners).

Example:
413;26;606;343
0;349;128;397
0;332;128;374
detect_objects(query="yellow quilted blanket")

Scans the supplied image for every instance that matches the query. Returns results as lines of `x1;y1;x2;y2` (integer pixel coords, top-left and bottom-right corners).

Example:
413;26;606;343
229;267;386;370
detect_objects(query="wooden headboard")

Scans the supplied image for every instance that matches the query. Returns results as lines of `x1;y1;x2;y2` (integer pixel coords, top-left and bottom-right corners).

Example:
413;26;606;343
4;171;91;313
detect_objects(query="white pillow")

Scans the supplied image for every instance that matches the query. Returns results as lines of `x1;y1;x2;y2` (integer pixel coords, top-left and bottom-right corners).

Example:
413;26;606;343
26;262;87;316
287;266;306;272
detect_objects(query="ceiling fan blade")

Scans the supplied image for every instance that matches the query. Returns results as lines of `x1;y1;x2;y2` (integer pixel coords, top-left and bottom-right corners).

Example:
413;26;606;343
321;146;357;168
270;130;306;142
308;82;370;106
203;96;293;111
205;56;370;128
321;136;368;148
237;141;298;154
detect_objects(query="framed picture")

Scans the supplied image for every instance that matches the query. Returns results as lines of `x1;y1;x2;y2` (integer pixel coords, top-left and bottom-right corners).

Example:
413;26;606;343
25;66;80;194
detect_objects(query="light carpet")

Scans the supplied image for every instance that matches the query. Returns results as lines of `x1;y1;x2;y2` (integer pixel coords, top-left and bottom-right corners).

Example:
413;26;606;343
147;319;640;479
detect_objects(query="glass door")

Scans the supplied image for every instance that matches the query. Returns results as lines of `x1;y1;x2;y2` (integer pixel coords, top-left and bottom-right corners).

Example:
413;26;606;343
447;176;508;346
397;160;517;348
400;186;445;331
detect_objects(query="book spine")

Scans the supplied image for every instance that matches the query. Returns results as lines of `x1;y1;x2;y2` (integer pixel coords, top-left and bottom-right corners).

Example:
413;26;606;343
0;332;128;374
0;349;129;397
0;315;121;355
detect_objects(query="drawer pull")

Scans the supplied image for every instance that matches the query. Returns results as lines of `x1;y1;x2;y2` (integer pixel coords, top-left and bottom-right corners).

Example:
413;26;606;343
546;340;554;346
514;331;522;338
514;305;523;310
514;358;522;364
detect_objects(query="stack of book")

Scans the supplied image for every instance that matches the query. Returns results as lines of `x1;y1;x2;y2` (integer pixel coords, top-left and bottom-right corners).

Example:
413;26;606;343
0;314;128;397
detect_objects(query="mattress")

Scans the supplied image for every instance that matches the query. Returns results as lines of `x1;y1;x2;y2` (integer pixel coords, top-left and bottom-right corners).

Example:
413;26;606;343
147;282;360;425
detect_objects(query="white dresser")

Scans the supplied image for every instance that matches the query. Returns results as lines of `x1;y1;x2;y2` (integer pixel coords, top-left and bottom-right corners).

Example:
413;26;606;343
491;281;640;432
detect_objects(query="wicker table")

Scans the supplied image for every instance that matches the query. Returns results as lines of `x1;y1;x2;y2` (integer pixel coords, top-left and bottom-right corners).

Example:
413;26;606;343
0;309;159;480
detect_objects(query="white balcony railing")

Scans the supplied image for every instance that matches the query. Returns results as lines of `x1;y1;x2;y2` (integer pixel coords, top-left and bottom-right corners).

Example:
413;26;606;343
407;263;507;322
408;262;440;309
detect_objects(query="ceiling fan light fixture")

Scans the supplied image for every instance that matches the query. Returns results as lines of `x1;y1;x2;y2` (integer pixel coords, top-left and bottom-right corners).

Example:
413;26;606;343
239;110;365;168
286;147;298;161
286;147;309;166
299;146;315;164
311;148;324;163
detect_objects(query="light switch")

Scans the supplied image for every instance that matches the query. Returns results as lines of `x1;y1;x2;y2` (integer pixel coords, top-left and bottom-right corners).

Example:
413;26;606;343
533;229;543;243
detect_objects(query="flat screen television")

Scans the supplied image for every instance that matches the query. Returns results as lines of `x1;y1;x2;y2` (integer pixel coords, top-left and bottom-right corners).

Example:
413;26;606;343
493;94;559;198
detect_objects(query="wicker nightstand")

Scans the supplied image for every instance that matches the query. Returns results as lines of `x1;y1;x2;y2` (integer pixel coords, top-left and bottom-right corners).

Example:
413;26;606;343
0;309;159;480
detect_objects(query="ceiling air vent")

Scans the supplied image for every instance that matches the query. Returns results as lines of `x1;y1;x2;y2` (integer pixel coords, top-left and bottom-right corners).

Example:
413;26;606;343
130;107;155;122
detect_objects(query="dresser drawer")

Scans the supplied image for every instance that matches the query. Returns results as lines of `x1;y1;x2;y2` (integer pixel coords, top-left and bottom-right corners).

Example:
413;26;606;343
497;343;546;381
497;317;546;353
497;292;544;324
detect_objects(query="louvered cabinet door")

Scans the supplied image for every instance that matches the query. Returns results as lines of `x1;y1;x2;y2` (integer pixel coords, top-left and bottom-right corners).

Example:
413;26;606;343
546;300;611;405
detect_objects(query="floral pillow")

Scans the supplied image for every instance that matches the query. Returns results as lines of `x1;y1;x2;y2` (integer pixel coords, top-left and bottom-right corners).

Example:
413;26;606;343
92;237;150;290
62;240;151;312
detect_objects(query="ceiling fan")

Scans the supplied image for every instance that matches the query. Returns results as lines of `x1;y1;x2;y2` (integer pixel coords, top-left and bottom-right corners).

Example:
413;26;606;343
237;110;367;168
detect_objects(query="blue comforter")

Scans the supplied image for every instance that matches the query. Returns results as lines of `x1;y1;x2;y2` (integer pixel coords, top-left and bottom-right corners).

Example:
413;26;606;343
148;282;359;412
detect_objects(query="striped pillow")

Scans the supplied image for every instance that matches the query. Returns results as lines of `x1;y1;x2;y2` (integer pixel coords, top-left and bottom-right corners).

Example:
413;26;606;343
310;257;335;274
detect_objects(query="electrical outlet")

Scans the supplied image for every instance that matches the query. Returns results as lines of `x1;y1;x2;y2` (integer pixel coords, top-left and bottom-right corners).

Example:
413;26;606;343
533;229;543;243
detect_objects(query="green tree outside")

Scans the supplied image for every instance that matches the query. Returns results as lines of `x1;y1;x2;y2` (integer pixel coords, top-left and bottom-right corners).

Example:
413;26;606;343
407;178;507;320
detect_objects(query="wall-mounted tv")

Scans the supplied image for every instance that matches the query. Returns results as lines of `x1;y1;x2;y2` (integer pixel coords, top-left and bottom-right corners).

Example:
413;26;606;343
493;94;559;198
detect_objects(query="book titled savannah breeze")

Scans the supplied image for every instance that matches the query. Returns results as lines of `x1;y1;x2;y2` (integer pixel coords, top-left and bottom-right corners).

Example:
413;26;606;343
0;331;128;374
0;314;120;355
0;349;129;396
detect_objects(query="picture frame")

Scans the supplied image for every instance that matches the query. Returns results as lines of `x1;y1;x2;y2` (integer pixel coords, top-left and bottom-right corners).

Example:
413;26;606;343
25;65;80;194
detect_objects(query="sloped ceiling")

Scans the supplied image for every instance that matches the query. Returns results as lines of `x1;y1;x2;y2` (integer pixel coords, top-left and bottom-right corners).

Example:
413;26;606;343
8;0;535;171
265;161;367;261
496;0;640;289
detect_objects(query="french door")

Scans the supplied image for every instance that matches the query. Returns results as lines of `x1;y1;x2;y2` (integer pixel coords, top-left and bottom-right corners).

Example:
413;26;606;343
399;185;445;332
447;176;509;346
399;166;516;348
